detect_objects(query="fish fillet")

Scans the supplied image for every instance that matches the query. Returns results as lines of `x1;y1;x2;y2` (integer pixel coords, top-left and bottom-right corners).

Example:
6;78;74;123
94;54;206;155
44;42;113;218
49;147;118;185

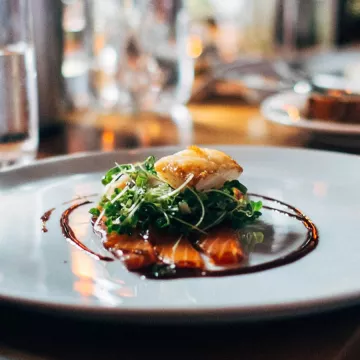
155;146;242;191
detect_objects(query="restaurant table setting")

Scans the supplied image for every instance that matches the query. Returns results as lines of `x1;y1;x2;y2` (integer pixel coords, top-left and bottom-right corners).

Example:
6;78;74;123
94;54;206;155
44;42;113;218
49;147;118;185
2;1;360;360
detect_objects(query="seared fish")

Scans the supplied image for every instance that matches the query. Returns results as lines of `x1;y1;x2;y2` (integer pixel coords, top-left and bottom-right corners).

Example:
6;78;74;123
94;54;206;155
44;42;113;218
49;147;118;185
155;145;242;191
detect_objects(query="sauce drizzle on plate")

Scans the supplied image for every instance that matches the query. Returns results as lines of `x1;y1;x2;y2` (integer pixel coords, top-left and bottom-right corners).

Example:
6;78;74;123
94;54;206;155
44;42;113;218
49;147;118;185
40;208;55;233
59;195;318;279
60;201;113;262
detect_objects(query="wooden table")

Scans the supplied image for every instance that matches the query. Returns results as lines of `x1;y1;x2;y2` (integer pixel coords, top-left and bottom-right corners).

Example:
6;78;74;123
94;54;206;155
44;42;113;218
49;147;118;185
38;101;359;159
2;102;360;360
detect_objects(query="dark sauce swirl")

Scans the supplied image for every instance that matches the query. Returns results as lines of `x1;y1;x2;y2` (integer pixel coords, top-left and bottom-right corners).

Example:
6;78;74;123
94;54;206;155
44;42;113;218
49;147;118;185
60;201;113;262
40;208;55;233
59;195;318;279
145;194;318;279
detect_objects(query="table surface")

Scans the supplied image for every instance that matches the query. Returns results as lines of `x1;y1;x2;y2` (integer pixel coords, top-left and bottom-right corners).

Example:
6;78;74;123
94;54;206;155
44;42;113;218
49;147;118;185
38;100;360;159
2;100;360;360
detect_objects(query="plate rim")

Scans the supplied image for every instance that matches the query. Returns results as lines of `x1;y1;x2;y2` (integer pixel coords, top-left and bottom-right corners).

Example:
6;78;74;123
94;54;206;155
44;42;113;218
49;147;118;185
2;283;360;322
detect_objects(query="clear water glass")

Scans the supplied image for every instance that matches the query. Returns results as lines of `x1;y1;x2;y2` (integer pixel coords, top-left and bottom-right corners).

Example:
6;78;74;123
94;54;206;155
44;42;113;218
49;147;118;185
134;0;194;111
0;0;38;168
91;0;194;114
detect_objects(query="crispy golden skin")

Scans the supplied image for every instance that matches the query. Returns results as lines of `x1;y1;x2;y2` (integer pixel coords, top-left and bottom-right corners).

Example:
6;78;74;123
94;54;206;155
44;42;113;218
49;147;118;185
154;146;243;190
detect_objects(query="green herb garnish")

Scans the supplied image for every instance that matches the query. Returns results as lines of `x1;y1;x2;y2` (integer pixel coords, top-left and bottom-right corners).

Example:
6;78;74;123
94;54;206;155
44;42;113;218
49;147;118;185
90;156;262;236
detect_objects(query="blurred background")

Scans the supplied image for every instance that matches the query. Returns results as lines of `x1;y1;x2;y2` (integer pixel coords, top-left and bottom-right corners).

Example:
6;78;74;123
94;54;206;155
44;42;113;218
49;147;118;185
29;0;360;158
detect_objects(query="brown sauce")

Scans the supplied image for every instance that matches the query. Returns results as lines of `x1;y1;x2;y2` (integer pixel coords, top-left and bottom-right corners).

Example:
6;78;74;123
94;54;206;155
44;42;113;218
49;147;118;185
60;201;113;262
40;208;55;233
41;194;99;233
145;194;318;279
60;195;319;279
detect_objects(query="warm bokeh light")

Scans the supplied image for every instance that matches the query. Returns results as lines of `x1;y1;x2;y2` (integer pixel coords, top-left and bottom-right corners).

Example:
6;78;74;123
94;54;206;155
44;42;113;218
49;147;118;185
284;105;301;122
187;34;203;58
101;130;115;151
215;25;239;63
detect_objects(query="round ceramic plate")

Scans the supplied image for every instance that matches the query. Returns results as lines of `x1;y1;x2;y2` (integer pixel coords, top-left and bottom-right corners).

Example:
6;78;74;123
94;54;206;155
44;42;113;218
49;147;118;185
261;91;360;135
1;146;360;322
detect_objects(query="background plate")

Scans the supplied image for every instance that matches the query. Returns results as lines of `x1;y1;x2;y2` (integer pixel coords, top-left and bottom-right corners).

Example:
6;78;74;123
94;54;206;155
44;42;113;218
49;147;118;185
261;91;360;135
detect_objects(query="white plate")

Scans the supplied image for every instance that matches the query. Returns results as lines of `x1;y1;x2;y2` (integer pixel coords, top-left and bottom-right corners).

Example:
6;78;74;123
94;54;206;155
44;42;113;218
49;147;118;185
261;91;360;135
1;146;360;322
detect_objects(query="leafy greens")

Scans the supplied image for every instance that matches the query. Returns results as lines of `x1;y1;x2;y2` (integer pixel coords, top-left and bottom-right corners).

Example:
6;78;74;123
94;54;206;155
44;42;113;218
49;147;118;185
90;156;262;236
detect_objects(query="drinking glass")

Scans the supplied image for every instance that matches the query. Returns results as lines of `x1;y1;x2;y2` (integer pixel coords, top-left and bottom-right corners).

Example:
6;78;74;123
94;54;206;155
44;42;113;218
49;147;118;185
0;0;38;168
188;0;338;102
91;0;194;114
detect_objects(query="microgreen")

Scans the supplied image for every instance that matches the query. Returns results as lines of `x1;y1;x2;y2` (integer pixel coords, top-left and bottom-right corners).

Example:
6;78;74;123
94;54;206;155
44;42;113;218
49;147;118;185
90;156;262;236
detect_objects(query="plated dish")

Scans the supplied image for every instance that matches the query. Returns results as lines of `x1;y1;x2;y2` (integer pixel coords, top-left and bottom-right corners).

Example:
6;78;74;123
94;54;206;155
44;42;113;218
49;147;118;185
53;146;317;279
261;90;360;135
1;146;360;322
